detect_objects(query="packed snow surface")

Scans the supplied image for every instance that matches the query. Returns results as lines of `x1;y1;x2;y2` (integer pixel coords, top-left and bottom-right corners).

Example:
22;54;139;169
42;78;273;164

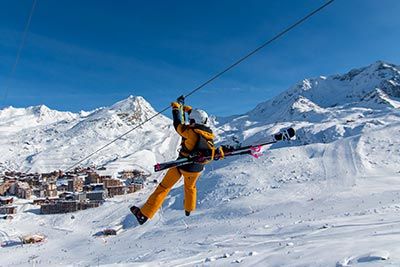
1;61;400;266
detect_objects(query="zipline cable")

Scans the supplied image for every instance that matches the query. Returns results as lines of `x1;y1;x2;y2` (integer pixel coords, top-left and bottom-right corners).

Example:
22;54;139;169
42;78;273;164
66;106;170;171
65;0;335;171
184;0;335;99
2;0;37;107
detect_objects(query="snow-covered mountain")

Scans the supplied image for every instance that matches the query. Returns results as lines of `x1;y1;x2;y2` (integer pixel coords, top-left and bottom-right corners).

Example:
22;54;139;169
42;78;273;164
0;105;77;133
0;95;178;174
1;61;400;267
252;60;400;114
216;61;400;146
1;61;398;174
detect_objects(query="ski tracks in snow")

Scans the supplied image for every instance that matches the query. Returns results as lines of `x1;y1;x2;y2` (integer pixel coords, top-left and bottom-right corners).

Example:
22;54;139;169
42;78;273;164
337;250;390;267
322;137;361;190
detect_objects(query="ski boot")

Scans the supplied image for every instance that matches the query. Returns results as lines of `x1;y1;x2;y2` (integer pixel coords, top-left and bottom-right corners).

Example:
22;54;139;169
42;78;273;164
185;210;191;216
130;206;148;225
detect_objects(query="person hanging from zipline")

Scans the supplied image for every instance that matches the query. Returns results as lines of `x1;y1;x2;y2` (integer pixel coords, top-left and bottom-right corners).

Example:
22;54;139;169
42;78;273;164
130;96;217;225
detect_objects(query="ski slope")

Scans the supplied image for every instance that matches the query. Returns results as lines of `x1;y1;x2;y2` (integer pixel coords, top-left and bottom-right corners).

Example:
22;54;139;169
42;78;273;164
1;121;399;266
1;61;400;266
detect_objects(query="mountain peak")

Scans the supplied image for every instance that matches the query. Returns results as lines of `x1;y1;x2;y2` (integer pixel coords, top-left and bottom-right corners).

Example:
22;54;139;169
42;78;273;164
370;60;397;70
245;60;400;124
82;95;167;127
334;60;399;83
110;95;154;113
0;104;60;119
30;104;51;116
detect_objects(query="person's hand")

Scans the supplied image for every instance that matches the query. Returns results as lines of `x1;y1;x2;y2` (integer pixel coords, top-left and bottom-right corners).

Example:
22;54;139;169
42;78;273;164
183;105;192;113
221;145;235;153
177;95;185;105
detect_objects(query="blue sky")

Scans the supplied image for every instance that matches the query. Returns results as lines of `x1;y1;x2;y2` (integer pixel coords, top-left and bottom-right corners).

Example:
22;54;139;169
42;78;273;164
1;0;400;116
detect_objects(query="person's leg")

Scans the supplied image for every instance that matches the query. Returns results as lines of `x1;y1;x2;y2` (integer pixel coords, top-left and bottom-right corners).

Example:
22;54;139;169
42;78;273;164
181;169;201;213
141;167;182;219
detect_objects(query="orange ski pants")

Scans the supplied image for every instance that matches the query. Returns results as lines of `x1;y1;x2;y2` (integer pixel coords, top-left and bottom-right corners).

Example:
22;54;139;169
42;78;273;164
140;167;201;219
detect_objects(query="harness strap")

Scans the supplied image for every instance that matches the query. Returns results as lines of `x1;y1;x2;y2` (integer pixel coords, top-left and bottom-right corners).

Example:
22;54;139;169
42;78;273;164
217;146;224;160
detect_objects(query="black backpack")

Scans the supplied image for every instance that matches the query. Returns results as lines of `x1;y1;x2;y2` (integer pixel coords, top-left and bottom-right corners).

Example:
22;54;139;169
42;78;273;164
192;128;216;163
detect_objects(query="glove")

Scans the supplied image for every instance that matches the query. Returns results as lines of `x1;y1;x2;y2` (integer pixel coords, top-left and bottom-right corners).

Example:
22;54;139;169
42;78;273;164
183;105;192;113
177;95;185;105
214;146;229;161
221;145;235;153
171;102;180;109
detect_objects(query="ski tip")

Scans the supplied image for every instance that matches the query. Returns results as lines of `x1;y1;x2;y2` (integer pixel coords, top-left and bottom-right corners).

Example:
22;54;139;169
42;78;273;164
154;163;161;172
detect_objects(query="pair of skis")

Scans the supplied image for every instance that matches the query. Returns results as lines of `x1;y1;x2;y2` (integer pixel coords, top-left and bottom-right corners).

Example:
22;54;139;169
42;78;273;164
154;127;295;172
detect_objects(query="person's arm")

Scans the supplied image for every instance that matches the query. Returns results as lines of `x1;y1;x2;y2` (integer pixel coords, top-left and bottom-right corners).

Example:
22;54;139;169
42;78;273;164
171;102;192;137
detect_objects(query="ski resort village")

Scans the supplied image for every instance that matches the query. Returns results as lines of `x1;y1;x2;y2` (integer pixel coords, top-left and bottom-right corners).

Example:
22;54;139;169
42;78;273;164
1;1;400;266
0;167;148;216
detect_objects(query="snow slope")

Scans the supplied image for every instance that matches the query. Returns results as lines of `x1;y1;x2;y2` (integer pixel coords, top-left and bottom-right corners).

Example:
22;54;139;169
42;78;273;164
1;61;400;266
216;61;400;147
0;105;77;133
0;95;179;174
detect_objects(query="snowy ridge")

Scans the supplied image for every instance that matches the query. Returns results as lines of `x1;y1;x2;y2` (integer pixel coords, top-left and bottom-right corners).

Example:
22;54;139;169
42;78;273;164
0;96;178;174
0;105;77;133
1;61;400;266
216;61;400;147
251;61;400;113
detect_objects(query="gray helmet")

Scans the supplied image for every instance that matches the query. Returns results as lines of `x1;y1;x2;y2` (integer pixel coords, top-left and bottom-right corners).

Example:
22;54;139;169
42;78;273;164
189;109;209;126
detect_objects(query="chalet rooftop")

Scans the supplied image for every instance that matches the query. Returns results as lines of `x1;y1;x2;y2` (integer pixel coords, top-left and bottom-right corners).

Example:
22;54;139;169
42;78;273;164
96;169;114;177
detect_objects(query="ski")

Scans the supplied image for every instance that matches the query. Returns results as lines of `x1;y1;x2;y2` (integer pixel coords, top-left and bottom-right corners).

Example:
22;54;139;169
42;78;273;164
154;127;295;172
